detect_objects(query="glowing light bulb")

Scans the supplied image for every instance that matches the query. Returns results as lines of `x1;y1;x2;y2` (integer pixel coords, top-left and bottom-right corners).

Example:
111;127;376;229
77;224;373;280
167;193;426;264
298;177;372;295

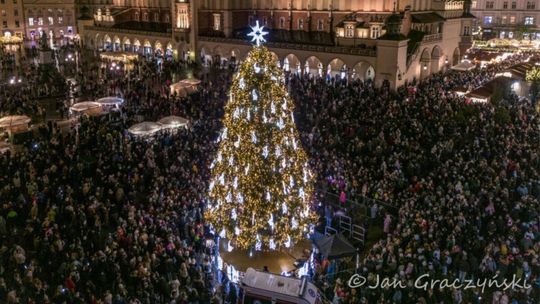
219;174;225;185
268;214;275;230
251;131;257;143
269;239;276;250
284;236;291;248
255;234;262;251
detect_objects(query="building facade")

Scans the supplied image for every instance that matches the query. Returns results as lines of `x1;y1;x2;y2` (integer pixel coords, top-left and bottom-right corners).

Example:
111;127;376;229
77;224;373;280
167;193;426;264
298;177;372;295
471;0;540;40
79;0;474;89
22;0;77;47
0;0;24;59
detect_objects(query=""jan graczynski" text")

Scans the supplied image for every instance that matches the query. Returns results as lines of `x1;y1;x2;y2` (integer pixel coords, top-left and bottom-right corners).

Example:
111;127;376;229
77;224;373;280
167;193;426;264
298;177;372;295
348;274;532;293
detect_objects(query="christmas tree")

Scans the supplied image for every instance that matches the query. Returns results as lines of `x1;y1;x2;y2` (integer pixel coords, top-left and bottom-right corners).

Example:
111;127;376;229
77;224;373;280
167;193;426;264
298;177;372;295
206;22;316;251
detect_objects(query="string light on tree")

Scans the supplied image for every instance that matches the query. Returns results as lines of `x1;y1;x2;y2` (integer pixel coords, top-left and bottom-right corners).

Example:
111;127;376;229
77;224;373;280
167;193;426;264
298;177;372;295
206;26;316;251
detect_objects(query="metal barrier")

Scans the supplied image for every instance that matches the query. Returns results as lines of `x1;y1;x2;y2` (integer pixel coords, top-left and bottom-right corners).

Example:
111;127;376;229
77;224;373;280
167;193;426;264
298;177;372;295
336;215;366;245
338;215;352;236
351;224;366;245
324;226;337;235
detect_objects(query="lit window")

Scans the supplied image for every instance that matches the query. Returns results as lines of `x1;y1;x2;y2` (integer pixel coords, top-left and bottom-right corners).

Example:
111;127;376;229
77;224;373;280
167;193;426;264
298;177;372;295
317;19;324;31
525;17;534;25
501;16;507;24
510;16;516;24
28;18;34;26
38;17;44;25
48;17;54;25
58;17;63;24
298;19;304;30
1;10;5;17
213;13;221;31
370;26;380;39
483;16;493;24
345;24;354;38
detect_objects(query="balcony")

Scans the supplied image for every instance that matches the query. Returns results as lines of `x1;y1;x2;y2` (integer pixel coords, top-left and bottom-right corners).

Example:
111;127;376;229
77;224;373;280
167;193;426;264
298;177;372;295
84;25;171;38
421;33;443;42
198;36;377;57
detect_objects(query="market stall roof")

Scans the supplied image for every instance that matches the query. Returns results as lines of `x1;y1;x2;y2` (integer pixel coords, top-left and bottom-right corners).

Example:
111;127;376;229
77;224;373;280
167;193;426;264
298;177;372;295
70;101;100;112
96;96;125;106
0;115;31;128
313;233;357;260
170;80;199;97
465;76;513;101
179;78;202;86
128;122;162;136
70;102;103;116
451;61;476;71
157;116;189;129
499;62;535;80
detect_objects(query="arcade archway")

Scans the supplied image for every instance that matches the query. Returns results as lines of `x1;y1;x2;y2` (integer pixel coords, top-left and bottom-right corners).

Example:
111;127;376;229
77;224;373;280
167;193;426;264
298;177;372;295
305;56;323;77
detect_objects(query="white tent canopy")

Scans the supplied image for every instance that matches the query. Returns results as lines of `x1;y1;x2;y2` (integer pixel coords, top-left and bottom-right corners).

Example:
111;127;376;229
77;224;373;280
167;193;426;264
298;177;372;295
158;116;189;129
179;78;201;86
70;101;101;113
170;78;201;97
0;115;31;128
128;122;162;136
451;60;476;71
96;96;124;107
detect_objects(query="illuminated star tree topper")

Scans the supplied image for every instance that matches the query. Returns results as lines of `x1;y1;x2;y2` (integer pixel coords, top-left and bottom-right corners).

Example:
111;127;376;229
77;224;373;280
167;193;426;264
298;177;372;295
247;20;269;46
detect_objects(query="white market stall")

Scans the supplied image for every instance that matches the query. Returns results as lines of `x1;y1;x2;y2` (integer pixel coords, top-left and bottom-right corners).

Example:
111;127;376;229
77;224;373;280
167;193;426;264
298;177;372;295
96;96;125;111
128;121;162;137
157;116;189;129
0;115;31;134
170;78;201;97
70;101;103;117
451;60;476;71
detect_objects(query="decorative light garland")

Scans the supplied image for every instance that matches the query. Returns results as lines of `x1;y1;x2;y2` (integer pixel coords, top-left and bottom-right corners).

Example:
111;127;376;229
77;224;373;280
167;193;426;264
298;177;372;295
206;45;316;250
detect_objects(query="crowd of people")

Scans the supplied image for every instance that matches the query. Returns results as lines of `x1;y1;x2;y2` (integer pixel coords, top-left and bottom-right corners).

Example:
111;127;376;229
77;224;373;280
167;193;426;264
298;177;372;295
0;51;239;303
289;54;540;303
1;45;540;304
